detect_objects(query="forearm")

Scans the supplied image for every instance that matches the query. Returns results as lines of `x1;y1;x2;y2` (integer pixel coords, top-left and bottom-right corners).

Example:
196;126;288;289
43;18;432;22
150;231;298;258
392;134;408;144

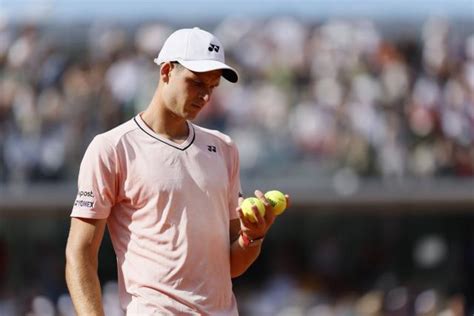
229;235;262;278
65;253;104;316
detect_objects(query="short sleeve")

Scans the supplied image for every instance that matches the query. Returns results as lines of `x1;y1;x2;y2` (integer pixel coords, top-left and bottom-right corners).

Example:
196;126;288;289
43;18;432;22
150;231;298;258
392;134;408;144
71;135;118;219
228;141;242;220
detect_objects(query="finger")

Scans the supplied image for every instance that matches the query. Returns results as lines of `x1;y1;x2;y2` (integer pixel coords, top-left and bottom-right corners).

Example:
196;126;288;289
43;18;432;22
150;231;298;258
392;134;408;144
238;196;244;206
252;205;265;224
237;208;249;223
255;189;272;213
254;190;275;222
239;208;257;227
254;190;266;201
285;194;290;208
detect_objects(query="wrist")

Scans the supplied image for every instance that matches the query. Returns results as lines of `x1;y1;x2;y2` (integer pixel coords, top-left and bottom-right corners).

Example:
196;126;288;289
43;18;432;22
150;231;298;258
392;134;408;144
239;231;264;248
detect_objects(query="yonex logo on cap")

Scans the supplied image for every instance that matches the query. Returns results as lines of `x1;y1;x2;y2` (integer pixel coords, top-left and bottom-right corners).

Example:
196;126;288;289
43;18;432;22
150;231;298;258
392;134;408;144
208;44;220;52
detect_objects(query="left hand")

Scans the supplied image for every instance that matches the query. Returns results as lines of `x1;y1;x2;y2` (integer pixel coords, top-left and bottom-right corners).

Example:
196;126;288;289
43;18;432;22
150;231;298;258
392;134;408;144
236;190;290;240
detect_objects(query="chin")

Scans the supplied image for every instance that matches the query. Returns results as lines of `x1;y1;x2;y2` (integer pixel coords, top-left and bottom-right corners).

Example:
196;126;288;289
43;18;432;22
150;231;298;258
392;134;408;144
184;112;198;120
185;107;202;119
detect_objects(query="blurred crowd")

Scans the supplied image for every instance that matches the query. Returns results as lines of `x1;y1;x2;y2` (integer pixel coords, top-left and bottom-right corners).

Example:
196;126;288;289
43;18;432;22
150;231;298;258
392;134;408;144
1;235;469;316
0;16;473;185
2;282;465;316
1;213;471;316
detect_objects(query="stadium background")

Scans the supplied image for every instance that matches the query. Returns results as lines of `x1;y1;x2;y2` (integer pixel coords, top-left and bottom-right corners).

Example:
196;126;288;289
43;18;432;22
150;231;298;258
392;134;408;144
0;0;473;315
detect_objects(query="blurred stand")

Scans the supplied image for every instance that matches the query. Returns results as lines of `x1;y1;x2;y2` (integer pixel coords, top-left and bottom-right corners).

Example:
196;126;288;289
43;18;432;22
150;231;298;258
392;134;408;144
1;177;474;214
0;17;473;185
0;12;473;316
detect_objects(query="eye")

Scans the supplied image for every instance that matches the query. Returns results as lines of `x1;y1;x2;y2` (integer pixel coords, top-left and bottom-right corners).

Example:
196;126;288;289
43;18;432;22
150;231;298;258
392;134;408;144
192;79;203;87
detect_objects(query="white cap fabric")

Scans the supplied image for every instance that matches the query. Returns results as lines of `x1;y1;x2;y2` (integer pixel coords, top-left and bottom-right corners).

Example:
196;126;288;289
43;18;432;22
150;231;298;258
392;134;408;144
154;27;238;83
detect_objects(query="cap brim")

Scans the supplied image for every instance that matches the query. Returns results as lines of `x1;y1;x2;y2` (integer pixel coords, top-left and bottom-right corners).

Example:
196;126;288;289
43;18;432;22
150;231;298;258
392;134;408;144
177;59;239;83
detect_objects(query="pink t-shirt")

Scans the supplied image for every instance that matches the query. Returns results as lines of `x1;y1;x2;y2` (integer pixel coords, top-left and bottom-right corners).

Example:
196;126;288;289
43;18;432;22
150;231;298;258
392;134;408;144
71;114;241;315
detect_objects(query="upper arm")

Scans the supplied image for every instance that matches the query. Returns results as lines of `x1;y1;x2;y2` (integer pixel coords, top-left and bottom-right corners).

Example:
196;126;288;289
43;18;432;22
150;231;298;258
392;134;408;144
71;136;118;219
66;217;107;260
229;218;241;244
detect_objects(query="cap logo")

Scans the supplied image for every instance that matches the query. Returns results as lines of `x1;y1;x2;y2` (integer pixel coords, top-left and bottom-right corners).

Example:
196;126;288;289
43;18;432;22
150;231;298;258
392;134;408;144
208;44;220;53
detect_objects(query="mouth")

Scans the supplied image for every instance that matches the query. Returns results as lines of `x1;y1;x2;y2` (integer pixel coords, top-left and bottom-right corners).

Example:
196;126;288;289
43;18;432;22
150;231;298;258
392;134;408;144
191;102;203;110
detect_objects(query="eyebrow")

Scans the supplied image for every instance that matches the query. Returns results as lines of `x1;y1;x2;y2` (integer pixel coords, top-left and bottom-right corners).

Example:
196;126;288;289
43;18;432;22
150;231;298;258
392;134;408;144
189;74;220;87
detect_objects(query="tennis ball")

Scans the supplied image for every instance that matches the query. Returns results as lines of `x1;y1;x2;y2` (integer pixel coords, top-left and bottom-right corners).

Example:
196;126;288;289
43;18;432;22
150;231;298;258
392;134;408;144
264;190;287;215
241;197;265;222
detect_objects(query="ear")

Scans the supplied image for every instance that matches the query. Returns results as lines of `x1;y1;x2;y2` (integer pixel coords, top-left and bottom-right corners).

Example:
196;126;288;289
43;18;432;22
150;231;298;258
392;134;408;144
160;62;173;83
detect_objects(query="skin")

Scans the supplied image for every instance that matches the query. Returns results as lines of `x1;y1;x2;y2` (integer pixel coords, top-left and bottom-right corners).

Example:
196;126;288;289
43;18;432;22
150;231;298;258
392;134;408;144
65;61;290;315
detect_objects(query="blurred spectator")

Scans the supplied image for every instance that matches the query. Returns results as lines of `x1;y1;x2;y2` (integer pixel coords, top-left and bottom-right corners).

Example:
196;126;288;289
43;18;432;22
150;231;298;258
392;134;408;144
27;296;55;316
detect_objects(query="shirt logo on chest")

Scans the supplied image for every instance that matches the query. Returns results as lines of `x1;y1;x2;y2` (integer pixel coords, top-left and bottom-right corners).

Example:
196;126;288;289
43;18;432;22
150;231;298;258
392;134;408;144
207;145;217;153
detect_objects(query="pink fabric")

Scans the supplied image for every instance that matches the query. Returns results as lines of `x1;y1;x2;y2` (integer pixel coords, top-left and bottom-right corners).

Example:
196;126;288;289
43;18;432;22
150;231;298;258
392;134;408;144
71;114;241;315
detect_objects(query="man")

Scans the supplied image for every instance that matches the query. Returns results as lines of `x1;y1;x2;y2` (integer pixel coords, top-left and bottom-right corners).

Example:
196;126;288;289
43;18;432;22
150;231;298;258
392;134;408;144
65;27;289;315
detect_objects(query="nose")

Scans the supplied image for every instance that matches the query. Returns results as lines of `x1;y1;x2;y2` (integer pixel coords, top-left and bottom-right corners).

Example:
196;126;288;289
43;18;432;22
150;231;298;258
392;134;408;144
200;88;211;102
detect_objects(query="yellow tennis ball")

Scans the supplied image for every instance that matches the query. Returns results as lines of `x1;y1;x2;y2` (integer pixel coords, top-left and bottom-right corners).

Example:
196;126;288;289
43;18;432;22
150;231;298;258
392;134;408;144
264;190;287;215
241;197;265;222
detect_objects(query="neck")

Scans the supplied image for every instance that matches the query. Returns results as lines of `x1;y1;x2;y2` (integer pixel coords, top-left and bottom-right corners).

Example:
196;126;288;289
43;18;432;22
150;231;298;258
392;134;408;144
141;89;189;141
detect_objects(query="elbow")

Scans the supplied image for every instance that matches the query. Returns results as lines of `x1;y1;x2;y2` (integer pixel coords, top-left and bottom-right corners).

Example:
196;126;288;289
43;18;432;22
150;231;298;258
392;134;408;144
230;264;249;279
65;240;80;265
65;243;77;284
231;271;245;279
65;241;95;269
231;271;243;279
65;242;74;267
65;242;80;277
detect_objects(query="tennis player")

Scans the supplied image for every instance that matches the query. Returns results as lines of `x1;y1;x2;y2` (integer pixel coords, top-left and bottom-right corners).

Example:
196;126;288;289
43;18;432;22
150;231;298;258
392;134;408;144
65;27;289;315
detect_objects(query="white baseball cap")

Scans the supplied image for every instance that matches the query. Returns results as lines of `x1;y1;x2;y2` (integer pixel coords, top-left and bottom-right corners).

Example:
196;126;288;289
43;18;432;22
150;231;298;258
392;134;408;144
154;27;238;83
